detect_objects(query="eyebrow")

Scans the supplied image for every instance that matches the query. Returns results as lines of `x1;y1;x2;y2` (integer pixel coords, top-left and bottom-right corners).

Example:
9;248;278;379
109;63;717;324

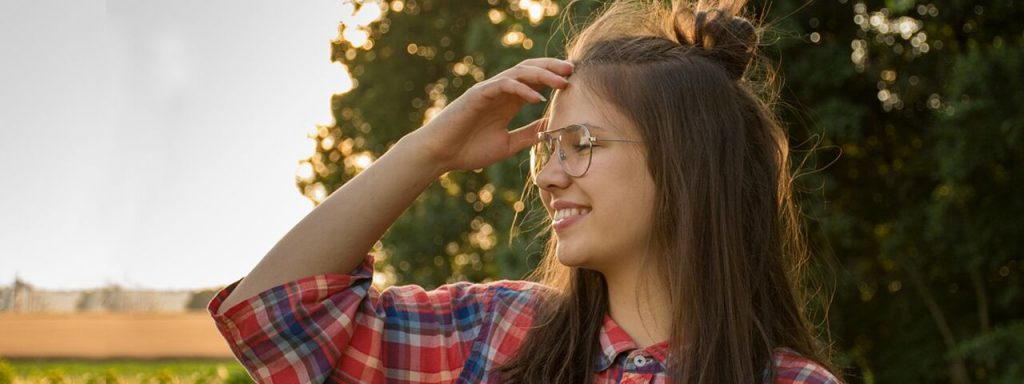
581;122;616;133
543;122;615;133
544;124;606;135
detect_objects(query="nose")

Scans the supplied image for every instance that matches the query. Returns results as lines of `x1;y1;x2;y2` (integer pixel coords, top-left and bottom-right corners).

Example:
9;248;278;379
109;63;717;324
533;151;572;192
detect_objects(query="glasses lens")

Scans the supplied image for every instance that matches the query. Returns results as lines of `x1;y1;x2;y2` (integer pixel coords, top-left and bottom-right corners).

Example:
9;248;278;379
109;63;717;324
530;125;592;180
558;125;592;177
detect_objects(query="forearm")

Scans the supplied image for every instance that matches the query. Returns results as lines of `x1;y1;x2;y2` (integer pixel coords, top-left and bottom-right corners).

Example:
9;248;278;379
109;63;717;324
216;134;444;314
213;56;571;315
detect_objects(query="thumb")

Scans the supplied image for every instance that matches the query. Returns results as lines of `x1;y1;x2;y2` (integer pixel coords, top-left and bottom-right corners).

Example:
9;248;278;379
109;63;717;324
506;118;546;157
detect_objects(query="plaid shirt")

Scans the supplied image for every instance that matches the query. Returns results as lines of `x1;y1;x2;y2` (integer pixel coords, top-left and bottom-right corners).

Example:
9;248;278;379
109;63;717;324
209;254;840;383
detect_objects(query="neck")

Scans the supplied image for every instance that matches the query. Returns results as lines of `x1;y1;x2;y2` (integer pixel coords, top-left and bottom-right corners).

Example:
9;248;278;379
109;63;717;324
601;261;673;348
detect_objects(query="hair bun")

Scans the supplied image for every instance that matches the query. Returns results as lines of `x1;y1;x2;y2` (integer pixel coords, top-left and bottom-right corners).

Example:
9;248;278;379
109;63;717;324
671;5;758;80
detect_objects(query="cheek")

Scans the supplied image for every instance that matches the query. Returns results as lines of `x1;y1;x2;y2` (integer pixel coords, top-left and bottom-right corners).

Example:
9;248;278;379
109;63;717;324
606;157;656;224
592;155;655;217
619;186;655;224
613;180;657;253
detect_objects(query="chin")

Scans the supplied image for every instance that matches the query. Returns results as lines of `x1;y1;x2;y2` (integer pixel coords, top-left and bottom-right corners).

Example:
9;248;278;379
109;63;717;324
555;243;589;268
557;244;581;266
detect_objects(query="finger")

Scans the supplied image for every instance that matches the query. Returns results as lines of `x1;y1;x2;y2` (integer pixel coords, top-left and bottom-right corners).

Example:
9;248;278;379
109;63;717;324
480;77;546;103
508;64;571;91
506;118;546;156
518;58;575;77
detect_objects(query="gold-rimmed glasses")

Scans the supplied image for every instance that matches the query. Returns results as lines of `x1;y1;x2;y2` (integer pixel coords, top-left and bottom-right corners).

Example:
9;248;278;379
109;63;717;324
530;123;644;180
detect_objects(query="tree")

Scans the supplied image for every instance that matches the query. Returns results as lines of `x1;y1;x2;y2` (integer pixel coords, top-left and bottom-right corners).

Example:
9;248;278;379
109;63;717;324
297;1;1023;382
770;0;1024;382
298;0;600;288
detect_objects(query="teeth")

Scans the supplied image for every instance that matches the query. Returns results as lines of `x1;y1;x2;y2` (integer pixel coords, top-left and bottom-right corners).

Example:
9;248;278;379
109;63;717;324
554;208;590;222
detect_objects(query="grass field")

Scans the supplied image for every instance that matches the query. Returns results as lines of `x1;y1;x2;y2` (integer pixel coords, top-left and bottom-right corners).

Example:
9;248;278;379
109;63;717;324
0;358;253;384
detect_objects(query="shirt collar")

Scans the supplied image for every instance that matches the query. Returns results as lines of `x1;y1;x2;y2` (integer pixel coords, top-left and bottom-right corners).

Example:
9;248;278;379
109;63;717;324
593;313;671;372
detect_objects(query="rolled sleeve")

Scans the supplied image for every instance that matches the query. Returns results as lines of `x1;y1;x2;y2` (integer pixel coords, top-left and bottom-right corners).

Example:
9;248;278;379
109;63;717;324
207;253;541;384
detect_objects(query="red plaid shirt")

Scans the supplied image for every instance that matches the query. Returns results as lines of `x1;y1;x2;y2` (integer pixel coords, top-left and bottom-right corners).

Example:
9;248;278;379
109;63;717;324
209;254;840;383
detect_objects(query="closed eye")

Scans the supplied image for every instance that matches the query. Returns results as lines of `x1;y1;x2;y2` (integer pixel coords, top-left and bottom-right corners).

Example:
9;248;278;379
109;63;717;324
572;144;591;152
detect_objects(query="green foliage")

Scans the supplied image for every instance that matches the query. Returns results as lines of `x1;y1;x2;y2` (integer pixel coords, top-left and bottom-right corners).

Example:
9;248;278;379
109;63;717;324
192;372;215;384
308;0;1024;383
43;368;66;384
769;0;1024;382
0;358;14;384
224;369;255;384
950;322;1024;383
148;368;174;384
9;359;247;383
84;369;121;384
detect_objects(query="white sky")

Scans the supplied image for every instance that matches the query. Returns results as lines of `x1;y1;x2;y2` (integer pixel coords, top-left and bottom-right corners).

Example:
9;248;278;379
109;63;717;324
0;0;353;290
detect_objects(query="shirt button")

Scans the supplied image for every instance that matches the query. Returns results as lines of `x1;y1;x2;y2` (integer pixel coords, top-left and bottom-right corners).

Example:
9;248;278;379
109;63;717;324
632;355;649;367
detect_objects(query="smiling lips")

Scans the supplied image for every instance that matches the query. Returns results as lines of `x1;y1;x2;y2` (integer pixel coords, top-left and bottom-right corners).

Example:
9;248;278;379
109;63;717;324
554;207;590;221
553;208;590;231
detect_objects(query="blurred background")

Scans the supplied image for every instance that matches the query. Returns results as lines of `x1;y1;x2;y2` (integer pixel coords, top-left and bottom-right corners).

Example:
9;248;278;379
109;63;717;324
0;0;1021;383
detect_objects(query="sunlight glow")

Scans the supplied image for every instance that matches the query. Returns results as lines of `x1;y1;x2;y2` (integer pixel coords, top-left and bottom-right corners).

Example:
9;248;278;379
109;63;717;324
340;2;356;20
352;2;383;26
297;162;315;181
424;105;444;123
331;61;354;94
470;222;496;250
306;183;327;204
453;62;469;76
527;3;544;24
488;9;506;24
422;79;449;125
478;184;494;205
342;27;370;47
354;153;373;169
502;30;526;46
321;135;335;151
335;1;386;49
346;151;375;172
853;4;929;58
439;173;461;196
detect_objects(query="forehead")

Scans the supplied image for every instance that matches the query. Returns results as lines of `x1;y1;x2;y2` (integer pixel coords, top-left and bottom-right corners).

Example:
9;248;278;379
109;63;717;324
548;81;627;135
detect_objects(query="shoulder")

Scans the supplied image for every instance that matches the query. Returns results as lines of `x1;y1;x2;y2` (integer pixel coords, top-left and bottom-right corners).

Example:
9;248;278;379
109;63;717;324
770;347;842;384
379;279;550;312
480;279;551;306
381;279;548;298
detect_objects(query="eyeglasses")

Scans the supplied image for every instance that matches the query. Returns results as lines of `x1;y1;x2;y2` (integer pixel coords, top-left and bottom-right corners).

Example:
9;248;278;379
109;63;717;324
530;123;644;180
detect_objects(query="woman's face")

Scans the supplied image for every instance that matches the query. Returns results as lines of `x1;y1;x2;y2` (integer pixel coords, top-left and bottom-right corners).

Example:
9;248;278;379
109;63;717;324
535;80;657;273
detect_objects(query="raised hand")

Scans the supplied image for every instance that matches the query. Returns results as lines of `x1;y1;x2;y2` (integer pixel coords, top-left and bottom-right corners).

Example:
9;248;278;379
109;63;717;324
214;58;572;314
407;58;573;173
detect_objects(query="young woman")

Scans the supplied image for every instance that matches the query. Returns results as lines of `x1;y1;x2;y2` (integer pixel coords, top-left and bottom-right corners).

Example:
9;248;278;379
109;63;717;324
209;0;842;383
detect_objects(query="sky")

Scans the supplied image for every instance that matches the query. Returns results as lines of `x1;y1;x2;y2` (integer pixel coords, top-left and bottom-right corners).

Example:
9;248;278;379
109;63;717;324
0;0;357;290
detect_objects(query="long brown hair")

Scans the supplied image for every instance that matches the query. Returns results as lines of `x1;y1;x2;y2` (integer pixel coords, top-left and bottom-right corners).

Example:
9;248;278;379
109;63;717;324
498;0;836;383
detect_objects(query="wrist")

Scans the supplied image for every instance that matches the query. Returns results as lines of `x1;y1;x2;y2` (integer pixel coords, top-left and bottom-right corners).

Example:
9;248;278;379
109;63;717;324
394;133;449;179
